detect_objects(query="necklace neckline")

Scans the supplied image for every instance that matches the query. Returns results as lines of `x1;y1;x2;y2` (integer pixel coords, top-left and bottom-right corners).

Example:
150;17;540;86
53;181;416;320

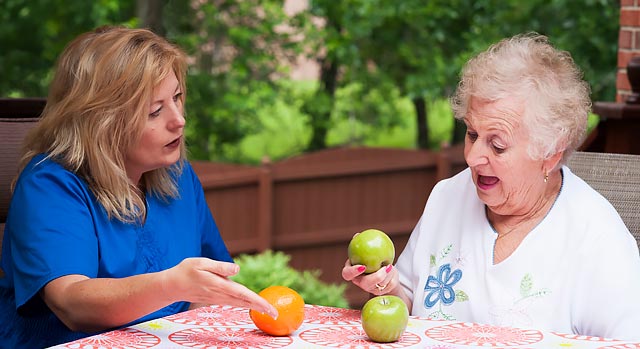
487;167;565;239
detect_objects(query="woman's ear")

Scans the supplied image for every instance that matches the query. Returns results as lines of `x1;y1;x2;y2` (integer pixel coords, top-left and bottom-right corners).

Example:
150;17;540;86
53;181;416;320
543;150;564;173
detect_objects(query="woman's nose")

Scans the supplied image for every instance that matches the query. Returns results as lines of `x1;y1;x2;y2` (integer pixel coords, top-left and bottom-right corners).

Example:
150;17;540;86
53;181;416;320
172;112;185;129
465;141;488;167
167;103;185;129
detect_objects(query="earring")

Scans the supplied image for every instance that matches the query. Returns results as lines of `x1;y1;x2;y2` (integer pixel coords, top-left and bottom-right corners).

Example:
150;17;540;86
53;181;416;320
544;171;548;183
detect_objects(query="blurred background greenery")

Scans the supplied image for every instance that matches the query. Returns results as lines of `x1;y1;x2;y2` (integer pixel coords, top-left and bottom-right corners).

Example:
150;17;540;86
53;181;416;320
231;250;349;308
1;0;619;164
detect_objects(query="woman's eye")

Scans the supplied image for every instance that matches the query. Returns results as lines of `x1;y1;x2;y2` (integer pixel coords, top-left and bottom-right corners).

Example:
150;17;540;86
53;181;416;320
492;144;505;154
149;107;162;117
173;92;183;102
466;131;478;142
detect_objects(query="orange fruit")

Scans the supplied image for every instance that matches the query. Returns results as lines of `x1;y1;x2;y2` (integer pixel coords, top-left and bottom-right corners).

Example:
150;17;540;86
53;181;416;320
250;285;305;336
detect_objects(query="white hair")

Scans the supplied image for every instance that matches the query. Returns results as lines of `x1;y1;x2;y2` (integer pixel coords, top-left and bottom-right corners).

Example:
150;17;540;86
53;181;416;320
450;32;592;164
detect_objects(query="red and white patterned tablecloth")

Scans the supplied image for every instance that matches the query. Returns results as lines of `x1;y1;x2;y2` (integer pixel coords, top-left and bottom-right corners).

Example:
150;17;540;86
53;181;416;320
49;304;640;349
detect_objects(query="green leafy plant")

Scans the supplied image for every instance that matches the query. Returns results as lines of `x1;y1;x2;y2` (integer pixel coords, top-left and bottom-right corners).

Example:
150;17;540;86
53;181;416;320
230;250;350;309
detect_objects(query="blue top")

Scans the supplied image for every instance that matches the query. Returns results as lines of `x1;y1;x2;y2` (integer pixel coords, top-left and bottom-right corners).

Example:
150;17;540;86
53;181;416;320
0;154;232;348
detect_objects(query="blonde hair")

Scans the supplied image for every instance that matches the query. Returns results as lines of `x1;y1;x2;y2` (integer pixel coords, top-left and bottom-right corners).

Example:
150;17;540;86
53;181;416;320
19;26;188;223
450;33;591;164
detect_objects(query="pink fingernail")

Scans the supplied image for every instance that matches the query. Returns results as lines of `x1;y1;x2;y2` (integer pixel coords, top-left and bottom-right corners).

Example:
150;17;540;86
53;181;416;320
385;265;393;273
357;266;366;273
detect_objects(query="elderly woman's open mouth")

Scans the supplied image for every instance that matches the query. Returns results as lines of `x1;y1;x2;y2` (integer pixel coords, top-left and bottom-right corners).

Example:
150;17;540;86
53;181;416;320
477;175;499;190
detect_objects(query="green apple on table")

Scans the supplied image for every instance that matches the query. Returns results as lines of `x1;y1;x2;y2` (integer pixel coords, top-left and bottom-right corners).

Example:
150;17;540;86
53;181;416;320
348;228;395;274
361;295;409;343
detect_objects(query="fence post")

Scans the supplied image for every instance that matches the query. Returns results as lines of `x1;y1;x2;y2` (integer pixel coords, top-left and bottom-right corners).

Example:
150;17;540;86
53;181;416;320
257;157;273;251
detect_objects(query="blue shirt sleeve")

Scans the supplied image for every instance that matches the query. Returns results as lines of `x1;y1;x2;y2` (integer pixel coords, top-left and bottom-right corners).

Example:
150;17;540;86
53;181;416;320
5;156;100;312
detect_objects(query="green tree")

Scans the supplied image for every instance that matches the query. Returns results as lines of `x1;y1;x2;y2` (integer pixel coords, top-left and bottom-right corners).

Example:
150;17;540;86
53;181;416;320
303;0;415;151
302;0;619;150
162;0;306;162
345;0;477;149
137;0;164;36
300;0;342;151
474;0;619;102
0;0;135;97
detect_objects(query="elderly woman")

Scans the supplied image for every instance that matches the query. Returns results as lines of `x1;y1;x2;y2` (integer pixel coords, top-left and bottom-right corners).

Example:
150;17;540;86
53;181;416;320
343;33;640;340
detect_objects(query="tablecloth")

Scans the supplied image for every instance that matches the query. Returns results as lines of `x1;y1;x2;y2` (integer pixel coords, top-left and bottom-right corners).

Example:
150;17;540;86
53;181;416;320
50;304;640;348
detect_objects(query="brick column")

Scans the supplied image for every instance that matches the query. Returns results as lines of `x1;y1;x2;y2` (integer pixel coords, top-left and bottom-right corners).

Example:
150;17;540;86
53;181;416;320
617;0;640;102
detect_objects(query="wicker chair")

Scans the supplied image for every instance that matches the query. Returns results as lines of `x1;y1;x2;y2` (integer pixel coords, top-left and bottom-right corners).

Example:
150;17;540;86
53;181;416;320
567;151;640;249
0;98;44;277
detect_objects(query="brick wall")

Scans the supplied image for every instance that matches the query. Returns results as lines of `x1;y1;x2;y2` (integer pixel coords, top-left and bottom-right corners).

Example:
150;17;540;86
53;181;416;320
617;0;640;102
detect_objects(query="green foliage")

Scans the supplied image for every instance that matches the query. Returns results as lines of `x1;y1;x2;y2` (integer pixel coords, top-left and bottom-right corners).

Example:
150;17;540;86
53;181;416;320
236;80;455;163
230;250;350;309
328;87;453;149
0;1;618;162
239;80;314;163
163;0;304;162
341;0;474;99
0;0;135;97
303;0;617;150
464;0;619;102
184;72;278;163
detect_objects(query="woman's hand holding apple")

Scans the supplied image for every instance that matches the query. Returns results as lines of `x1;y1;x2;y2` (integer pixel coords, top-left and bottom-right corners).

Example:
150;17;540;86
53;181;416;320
347;229;395;274
344;229;400;295
342;259;399;296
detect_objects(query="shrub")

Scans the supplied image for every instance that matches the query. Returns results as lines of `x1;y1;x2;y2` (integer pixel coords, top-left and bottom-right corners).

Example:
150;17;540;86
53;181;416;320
230;250;350;309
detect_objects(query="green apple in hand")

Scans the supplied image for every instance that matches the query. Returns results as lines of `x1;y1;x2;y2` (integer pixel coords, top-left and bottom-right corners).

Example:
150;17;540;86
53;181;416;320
361;295;409;343
348;229;395;274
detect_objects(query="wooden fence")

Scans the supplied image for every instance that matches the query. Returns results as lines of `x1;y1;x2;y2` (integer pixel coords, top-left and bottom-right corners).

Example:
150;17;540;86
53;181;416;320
192;145;467;308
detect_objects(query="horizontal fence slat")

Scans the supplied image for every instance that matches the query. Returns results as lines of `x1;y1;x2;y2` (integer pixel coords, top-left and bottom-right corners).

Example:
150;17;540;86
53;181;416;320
272;151;440;182
225;238;262;255
197;173;261;188
271;219;418;249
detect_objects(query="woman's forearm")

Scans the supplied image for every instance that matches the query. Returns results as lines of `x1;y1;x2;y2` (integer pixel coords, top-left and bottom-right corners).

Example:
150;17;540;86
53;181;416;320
41;271;174;333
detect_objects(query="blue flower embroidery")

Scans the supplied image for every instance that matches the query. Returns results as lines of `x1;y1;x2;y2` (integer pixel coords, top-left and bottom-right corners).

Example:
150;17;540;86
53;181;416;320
424;263;462;308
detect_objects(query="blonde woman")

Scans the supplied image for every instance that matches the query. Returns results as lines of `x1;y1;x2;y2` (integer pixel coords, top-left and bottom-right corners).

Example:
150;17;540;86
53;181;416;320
343;33;640;340
0;26;277;348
